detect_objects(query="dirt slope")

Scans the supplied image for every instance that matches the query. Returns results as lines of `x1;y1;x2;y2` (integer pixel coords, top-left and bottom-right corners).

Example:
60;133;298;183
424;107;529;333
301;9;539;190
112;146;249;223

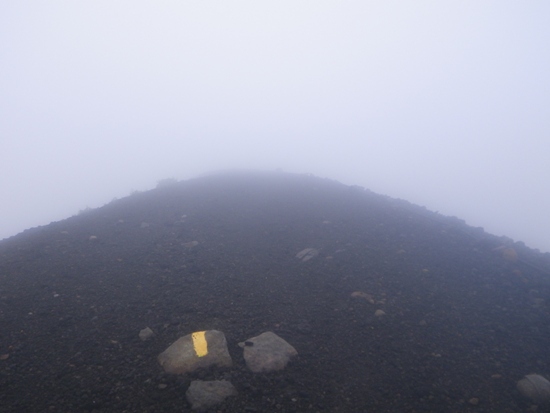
1;171;550;412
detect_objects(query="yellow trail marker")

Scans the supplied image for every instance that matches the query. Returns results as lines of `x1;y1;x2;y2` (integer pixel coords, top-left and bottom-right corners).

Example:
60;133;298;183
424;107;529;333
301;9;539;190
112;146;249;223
192;331;208;357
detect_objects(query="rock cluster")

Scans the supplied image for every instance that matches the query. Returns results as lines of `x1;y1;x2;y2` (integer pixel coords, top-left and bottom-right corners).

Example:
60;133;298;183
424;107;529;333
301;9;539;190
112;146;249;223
157;330;298;410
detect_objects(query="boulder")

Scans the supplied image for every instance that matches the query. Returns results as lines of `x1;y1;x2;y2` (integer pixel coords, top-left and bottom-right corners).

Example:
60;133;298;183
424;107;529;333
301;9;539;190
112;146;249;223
239;331;298;373
186;380;237;411
517;374;550;404
158;330;232;374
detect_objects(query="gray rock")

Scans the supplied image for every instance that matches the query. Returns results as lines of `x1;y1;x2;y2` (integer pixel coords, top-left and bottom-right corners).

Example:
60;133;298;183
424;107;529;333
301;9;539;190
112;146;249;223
158;330;232;374
295;248;318;262
517;374;550;404
186;380;237;411
239;331;298;373
139;327;154;341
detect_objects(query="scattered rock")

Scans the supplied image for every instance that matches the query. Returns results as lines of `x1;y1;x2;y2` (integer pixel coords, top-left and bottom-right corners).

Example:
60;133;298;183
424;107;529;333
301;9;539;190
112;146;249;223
158;330;232;374
517;374;550;404
184;241;199;248
468;397;479;405
351;291;375;304
493;245;518;262
238;331;298;373
295;248;318;262
139;327;154;341
186;380;237;411
375;309;386;317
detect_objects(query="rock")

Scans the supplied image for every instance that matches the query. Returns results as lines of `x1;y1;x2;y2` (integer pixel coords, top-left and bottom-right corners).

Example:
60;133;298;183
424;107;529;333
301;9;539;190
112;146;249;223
350;291;375;304
184;240;199;248
375;309;386;317
295;248;318;262
238;331;298;373
186;380;237;411
139;327;154;341
493;245;518;262
517;374;550;404
468;397;479;405
158;330;232;374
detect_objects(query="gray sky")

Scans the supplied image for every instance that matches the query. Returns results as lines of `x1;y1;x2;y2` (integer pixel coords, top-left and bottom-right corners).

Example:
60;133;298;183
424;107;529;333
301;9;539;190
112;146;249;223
2;2;549;252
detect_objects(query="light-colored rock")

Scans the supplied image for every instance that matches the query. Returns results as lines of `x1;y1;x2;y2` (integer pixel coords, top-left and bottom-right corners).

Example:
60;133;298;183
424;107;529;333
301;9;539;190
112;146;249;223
158;330;232;374
468;397;479;405
186;380;237;411
517;374;550;404
139;327;154;341
350;291;375;304
238;331;298;373
375;309;386;317
295;248;318;262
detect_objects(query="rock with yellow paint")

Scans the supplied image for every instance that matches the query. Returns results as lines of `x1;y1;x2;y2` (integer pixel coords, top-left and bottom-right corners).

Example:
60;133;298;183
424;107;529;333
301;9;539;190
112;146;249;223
158;330;232;374
238;331;298;373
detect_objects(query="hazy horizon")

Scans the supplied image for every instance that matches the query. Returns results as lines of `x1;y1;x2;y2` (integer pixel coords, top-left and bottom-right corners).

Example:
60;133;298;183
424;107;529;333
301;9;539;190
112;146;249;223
2;2;549;253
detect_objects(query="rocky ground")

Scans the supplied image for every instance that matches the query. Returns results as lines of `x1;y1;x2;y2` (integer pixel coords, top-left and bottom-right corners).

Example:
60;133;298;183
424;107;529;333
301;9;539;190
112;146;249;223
1;171;550;412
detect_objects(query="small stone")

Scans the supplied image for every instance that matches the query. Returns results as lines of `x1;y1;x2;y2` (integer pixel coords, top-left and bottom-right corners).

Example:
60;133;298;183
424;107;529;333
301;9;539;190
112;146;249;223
468;397;479;405
295;248;319;262
158;384;168;389
374;309;386;317
139;327;155;341
351;291;375;304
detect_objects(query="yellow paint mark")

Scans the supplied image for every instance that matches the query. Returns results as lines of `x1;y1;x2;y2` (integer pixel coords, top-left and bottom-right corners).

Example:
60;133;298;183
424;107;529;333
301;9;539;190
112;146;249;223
192;331;208;357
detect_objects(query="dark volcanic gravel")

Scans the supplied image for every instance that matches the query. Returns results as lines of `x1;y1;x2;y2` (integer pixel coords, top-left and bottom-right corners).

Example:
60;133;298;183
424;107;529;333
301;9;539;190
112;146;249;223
1;171;550;412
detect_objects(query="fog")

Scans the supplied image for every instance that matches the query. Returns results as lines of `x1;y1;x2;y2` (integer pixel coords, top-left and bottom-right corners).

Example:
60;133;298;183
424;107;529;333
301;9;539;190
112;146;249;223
1;2;549;252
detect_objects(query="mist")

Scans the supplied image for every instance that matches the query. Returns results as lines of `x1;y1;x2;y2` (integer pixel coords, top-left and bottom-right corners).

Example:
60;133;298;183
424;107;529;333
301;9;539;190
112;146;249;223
1;2;549;252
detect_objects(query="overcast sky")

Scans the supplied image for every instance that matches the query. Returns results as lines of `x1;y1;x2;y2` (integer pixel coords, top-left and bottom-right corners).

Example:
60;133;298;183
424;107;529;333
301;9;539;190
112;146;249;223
1;2;549;253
